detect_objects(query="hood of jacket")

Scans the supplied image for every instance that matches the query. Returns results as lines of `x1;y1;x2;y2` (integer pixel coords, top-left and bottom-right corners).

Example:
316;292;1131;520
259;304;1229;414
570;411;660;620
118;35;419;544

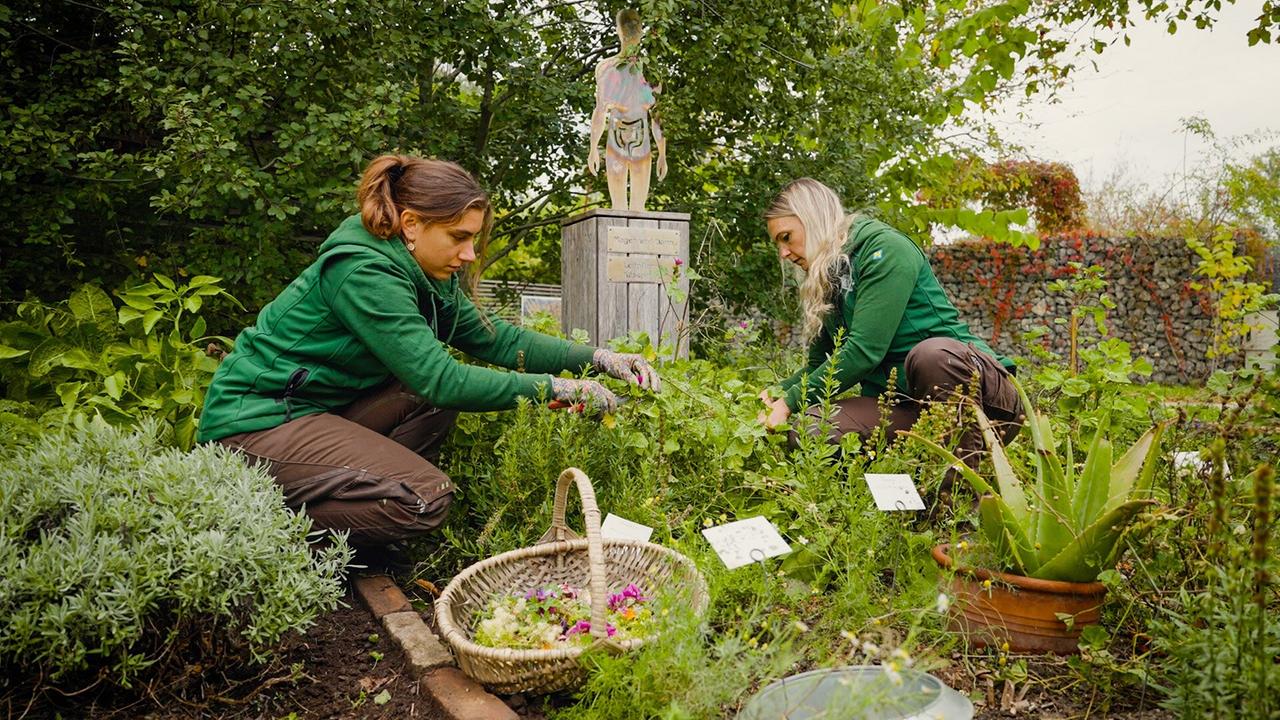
318;214;464;341
318;214;459;303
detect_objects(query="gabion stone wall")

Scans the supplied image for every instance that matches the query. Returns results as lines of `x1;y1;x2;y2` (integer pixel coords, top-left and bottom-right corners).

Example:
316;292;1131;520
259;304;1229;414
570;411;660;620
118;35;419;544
927;233;1239;384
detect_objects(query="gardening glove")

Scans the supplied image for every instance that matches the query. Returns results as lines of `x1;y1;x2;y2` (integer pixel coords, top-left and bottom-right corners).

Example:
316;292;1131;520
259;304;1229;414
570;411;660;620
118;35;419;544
592;349;662;392
551;377;619;415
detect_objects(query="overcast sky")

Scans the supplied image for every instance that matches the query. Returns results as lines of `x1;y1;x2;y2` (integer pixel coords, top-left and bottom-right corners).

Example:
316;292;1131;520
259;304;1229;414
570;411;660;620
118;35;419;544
986;1;1280;193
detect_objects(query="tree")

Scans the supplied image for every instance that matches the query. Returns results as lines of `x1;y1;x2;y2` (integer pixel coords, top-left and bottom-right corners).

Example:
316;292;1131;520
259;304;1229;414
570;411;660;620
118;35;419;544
3;0;1267;322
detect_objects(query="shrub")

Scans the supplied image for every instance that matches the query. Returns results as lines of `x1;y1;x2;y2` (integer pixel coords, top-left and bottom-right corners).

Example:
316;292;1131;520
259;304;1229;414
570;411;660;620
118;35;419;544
0;421;350;689
0;275;238;450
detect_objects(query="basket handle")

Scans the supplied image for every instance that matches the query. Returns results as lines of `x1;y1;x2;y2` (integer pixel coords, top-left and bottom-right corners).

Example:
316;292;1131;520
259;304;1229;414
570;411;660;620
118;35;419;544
536;467;615;646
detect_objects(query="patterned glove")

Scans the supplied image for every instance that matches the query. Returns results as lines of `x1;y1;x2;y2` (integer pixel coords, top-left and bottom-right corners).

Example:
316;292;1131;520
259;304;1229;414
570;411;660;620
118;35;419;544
551;377;619;414
592;349;662;391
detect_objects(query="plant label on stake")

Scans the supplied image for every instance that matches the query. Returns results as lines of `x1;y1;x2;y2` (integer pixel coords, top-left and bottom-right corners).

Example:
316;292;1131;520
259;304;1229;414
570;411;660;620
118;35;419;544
601;513;654;543
864;473;925;511
1173;451;1232;480
701;516;791;570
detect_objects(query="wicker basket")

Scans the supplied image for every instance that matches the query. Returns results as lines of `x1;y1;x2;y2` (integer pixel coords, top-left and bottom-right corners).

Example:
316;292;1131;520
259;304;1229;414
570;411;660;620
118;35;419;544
434;467;709;695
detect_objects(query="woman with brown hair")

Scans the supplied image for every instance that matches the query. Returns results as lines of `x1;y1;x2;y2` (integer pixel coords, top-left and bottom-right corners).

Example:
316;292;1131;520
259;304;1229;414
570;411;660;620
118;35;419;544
198;155;658;566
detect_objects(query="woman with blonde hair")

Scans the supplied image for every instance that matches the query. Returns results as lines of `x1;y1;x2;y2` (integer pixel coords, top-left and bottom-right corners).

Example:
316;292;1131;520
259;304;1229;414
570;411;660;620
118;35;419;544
757;178;1019;463
199;154;658;568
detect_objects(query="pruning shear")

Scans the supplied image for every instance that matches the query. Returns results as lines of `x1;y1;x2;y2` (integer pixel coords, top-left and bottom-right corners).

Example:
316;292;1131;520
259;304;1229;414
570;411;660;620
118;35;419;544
547;396;628;419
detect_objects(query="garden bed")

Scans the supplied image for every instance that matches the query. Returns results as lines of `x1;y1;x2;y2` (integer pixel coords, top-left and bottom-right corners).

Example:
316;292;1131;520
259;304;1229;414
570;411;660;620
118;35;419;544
7;596;439;720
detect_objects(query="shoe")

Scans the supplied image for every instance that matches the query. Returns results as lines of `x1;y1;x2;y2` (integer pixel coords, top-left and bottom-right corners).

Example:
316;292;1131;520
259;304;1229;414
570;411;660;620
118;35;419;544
350;541;415;577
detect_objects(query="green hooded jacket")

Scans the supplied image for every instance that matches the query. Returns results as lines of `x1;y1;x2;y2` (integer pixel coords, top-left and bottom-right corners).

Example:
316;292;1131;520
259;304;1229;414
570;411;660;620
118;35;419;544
196;215;595;443
779;218;1012;412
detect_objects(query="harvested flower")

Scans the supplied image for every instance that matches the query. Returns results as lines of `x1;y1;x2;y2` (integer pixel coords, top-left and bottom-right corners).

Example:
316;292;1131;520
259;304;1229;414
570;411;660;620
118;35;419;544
473;582;654;649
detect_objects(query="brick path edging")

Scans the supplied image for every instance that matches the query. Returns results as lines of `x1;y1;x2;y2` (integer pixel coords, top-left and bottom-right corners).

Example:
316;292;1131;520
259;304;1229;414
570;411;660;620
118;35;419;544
353;575;518;720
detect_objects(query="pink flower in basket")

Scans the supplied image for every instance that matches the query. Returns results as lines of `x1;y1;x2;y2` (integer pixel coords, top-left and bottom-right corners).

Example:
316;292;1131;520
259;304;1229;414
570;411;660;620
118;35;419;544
565;619;617;638
607;583;648;611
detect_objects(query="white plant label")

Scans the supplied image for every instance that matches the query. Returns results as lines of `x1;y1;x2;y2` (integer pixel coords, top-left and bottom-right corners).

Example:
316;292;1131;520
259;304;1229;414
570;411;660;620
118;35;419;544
600;513;654;543
865;473;926;511
701;516;791;569
1174;451;1232;480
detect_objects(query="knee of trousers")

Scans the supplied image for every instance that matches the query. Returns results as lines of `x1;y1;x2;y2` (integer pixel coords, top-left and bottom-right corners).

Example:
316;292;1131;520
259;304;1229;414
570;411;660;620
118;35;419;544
391;491;454;537
905;337;973;399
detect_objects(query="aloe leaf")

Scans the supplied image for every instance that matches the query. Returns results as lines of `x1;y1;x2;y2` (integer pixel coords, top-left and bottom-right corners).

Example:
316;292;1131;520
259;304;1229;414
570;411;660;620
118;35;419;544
975;405;1028;525
979;495;1038;575
1072;410;1114;530
1012;378;1051;451
1106;422;1167;511
1031;500;1156;582
1033;413;1073;560
1065;435;1075;496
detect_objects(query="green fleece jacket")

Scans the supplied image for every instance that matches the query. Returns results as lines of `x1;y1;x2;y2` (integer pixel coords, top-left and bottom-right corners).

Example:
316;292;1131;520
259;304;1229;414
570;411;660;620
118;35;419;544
197;215;596;443
779;218;1012;412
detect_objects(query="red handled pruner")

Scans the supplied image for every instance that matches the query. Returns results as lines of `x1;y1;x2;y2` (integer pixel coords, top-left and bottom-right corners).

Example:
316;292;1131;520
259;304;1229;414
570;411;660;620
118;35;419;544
547;397;627;418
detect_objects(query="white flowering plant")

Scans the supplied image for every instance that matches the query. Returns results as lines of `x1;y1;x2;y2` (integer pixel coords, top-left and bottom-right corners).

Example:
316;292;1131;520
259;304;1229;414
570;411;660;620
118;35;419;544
473;583;656;650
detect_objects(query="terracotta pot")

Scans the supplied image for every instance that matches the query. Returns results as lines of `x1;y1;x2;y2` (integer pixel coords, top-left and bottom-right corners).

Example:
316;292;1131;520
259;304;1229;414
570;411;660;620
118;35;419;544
932;543;1107;655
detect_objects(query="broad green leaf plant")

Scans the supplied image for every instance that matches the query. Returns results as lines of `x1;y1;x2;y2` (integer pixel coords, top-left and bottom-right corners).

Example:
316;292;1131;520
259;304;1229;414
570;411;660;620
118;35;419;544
907;380;1166;583
0;274;236;449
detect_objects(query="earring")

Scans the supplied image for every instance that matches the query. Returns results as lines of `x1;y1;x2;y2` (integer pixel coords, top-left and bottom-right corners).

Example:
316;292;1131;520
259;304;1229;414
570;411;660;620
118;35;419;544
405;241;416;252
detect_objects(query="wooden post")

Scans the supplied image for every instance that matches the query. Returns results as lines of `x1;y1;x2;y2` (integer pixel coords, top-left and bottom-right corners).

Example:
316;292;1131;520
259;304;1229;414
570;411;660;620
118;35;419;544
561;208;691;357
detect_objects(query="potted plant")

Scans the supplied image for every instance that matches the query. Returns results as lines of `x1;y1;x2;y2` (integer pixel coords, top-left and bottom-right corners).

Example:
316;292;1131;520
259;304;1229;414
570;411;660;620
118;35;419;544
906;381;1165;654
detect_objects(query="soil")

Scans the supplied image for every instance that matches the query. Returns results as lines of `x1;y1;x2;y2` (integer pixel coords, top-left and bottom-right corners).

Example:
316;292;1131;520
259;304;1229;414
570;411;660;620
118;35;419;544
5;595;444;720
935;654;1174;720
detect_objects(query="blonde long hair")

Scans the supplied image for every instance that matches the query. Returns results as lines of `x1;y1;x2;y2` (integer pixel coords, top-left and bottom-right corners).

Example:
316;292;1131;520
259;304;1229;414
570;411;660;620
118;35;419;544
764;178;855;341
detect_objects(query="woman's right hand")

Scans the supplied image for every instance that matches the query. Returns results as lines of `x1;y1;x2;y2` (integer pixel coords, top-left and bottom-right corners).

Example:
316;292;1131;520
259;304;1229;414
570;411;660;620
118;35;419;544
551;377;618;414
587;148;601;175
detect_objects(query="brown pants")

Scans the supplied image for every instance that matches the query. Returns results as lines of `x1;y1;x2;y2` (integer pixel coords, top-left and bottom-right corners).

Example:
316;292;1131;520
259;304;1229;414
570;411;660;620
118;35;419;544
789;337;1022;466
217;382;458;547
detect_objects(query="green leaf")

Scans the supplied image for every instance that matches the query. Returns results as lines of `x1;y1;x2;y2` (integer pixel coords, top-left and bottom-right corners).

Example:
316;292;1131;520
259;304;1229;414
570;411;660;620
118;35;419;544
58;348;99;373
142;310;164;335
1060;377;1091;397
103;372;127;401
0;345;29;360
119;306;145;324
174;413;198;451
978;495;1038;575
1071;409;1113;530
56;381;85;408
28;338;74;377
68;284;116;329
1031;500;1155;582
1106;422;1166;510
187;275;221;288
975;405;1028;524
1011;379;1071;559
1033;413;1073;562
154;273;176;290
121;293;157;311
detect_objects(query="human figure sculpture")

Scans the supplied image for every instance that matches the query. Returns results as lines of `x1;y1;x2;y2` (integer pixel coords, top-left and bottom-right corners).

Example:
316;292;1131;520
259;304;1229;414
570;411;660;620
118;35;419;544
587;9;667;211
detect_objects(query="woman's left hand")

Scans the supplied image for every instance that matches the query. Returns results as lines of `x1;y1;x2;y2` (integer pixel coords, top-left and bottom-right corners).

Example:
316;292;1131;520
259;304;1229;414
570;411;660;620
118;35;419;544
593;349;662;391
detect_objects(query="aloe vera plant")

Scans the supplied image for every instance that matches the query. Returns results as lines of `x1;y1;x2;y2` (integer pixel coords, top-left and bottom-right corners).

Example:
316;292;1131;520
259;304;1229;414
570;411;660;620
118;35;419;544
908;380;1166;583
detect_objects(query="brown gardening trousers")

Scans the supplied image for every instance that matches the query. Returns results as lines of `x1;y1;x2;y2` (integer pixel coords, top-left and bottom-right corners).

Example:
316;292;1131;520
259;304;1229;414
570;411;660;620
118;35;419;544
217;381;458;547
789;337;1022;466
